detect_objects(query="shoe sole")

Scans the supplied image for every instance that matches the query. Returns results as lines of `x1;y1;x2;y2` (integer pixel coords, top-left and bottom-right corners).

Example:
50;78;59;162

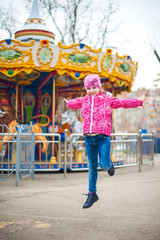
83;197;99;209
108;163;115;176
108;169;115;176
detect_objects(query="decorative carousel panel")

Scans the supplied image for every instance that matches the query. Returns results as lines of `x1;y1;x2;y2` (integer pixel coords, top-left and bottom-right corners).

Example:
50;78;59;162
0;39;35;76
0;49;22;60
56;74;81;87
101;49;114;77
55;43;101;79
40;92;51;124
11;93;16;111
111;53;137;83
132;62;138;80
24;91;36;122
0;70;40;85
37;40;53;71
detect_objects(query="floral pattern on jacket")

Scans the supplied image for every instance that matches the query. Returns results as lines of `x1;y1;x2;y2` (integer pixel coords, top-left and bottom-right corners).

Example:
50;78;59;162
66;91;143;136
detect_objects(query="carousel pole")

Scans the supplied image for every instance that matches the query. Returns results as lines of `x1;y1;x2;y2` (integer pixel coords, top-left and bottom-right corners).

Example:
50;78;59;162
80;79;83;97
21;85;24;122
111;83;115;134
56;87;60;125
111;83;115;158
52;75;56;157
52;75;56;132
16;81;19;120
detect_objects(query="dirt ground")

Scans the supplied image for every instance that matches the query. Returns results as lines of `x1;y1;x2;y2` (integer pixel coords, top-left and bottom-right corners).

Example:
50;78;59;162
0;155;160;240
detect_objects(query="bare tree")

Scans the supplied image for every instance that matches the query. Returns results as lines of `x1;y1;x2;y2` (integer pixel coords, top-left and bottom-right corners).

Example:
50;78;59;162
0;0;121;49
149;22;160;63
0;6;18;39
26;0;121;49
148;23;160;132
154;49;160;63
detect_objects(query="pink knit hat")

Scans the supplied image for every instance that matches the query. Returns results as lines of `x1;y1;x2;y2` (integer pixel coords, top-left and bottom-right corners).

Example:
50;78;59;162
84;74;101;90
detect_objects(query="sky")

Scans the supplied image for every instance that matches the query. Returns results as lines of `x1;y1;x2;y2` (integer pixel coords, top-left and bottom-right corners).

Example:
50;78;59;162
115;0;160;90
0;0;160;91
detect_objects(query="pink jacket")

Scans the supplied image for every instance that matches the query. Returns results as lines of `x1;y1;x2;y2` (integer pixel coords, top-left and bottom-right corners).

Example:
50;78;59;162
66;91;143;136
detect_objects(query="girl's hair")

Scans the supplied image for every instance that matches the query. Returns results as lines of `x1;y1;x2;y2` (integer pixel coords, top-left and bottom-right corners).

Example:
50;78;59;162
100;88;106;93
100;88;112;97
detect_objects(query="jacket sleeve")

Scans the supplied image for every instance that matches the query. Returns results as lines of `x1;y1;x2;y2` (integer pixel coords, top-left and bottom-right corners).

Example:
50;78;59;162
66;97;83;109
110;97;143;109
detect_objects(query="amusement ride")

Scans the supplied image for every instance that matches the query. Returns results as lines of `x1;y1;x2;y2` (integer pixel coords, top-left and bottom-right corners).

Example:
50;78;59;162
0;0;139;171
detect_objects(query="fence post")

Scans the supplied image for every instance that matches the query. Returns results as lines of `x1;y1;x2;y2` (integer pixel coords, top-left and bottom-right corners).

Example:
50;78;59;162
138;129;142;172
151;131;155;166
64;129;68;178
15;131;20;186
31;133;35;179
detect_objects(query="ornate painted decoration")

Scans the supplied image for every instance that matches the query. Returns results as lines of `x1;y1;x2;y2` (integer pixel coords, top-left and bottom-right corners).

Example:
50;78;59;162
69;53;90;63
112;54;135;85
37;40;53;70
40;92;51;124
11;93;16;111
101;49;113;76
120;63;130;73
0;39;35;77
24;92;36;122
55;43;101;79
0;39;138;92
0;71;40;85
56;74;78;87
0;49;22;60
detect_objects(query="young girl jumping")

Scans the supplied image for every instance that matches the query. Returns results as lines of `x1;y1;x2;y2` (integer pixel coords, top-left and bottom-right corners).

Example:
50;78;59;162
64;74;143;209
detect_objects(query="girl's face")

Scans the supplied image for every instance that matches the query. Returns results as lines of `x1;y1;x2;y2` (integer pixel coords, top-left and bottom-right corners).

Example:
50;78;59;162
86;86;100;96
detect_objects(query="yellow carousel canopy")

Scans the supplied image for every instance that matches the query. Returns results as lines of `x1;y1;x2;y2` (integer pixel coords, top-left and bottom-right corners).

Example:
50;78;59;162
0;39;138;93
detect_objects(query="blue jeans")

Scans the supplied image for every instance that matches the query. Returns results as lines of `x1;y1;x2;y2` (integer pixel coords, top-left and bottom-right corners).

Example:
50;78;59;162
85;134;111;193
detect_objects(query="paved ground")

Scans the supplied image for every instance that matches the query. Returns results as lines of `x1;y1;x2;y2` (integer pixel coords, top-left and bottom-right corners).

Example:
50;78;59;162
0;155;160;240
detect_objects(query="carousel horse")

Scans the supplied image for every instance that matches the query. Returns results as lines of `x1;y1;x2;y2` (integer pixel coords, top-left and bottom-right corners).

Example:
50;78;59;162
61;110;84;163
0;98;50;153
61;110;83;136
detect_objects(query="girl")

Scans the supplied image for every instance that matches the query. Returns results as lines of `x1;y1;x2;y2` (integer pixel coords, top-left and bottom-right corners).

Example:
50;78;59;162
64;74;143;209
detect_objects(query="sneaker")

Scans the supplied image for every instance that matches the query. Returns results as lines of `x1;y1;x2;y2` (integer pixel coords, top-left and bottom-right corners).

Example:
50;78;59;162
83;192;99;208
107;161;115;176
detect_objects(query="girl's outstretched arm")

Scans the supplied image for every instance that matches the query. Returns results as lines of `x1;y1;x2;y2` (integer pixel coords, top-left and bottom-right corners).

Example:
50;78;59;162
110;97;143;109
140;94;145;109
64;97;83;109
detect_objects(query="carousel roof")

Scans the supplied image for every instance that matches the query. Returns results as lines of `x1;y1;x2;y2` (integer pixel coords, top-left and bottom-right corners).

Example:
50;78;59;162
14;0;55;43
0;0;138;95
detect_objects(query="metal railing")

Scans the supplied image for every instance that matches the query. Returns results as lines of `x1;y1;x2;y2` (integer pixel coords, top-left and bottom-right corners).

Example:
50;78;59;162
15;124;35;186
139;132;154;172
34;133;61;171
0;125;155;177
111;133;139;168
65;131;155;172
68;133;88;171
0;132;62;172
0;125;16;181
154;136;160;154
0;124;35;186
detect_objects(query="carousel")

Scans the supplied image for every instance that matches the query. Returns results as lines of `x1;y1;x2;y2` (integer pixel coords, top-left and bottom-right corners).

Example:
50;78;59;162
0;0;138;171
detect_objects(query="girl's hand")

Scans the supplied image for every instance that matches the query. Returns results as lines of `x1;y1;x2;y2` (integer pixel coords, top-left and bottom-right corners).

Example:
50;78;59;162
140;94;145;109
64;98;68;103
106;91;112;97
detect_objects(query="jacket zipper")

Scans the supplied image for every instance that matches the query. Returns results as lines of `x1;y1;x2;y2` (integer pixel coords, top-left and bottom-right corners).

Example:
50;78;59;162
103;96;106;132
90;96;94;133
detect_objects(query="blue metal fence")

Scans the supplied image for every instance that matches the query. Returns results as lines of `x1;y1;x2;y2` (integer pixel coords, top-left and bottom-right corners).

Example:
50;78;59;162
15;124;35;186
